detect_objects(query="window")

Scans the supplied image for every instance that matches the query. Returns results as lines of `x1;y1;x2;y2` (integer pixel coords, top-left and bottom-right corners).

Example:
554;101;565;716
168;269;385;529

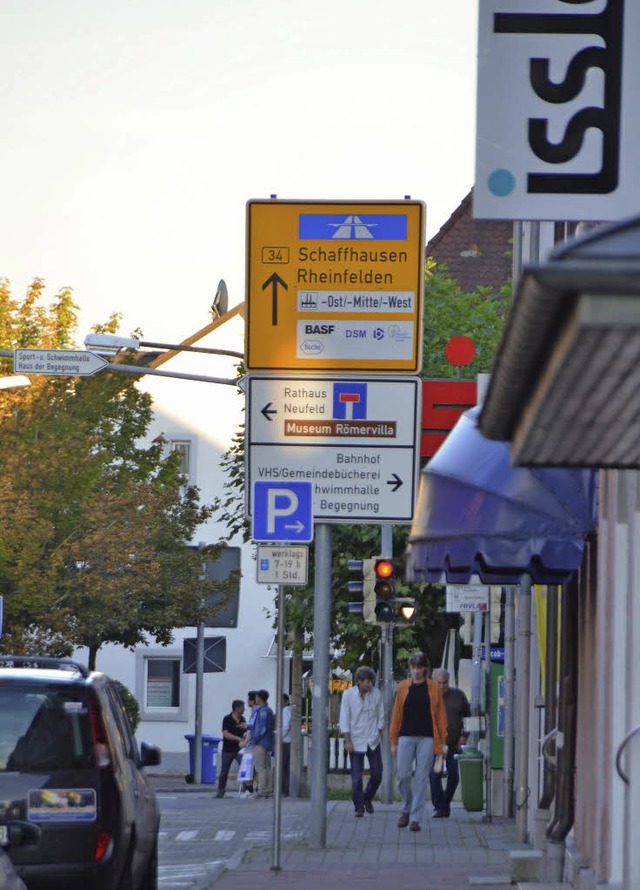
145;659;180;708
136;650;188;723
170;440;191;481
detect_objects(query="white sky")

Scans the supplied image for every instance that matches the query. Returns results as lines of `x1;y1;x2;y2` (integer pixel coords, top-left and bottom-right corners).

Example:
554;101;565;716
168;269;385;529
1;0;478;344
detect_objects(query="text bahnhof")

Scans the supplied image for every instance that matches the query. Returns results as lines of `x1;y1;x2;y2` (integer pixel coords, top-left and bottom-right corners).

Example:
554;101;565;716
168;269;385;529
296;245;409;286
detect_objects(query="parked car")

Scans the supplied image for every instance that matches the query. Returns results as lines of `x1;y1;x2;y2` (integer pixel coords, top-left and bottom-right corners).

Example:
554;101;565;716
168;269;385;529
0;656;161;890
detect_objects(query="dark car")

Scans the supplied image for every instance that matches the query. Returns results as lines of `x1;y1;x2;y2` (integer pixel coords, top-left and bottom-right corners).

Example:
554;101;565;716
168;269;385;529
0;656;161;890
0;848;26;890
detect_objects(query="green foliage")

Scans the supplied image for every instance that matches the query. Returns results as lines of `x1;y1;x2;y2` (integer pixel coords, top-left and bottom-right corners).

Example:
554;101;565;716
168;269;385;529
0;278;220;667
422;258;510;378
112;679;141;733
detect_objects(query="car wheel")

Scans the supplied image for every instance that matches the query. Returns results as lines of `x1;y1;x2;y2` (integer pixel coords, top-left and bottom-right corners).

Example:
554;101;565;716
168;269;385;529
139;841;158;890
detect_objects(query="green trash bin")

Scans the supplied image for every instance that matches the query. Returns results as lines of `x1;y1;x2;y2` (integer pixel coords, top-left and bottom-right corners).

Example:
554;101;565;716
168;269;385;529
456;746;484;812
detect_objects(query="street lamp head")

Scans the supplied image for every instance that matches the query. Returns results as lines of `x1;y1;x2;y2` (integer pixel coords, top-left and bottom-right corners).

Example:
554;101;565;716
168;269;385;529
84;334;140;354
0;375;31;390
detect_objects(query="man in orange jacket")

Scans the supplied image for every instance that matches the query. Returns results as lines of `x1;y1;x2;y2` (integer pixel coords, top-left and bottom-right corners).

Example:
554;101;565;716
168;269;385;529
390;651;447;831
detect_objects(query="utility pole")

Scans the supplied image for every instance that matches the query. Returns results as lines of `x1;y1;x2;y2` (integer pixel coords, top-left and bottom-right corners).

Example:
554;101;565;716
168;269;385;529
379;524;395;803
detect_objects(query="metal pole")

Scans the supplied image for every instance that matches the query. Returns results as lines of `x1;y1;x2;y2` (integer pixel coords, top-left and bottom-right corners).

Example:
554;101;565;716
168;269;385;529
194;622;204;783
0;349;239;388
271;583;285;870
503;586;516;818
379;524;394;803
515;576;533;843
309;524;332;848
483;610;492;822
469;610;483;747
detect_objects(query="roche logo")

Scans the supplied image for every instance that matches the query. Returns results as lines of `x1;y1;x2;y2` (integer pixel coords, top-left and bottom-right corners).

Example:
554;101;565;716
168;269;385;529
299;340;325;354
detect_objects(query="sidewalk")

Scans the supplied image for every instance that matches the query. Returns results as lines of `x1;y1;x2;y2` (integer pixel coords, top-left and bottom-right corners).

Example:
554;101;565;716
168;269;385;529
150;774;525;890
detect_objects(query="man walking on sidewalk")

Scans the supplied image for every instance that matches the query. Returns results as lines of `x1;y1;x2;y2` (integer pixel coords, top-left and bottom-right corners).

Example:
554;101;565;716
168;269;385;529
429;667;471;817
339;665;385;817
390;652;447;832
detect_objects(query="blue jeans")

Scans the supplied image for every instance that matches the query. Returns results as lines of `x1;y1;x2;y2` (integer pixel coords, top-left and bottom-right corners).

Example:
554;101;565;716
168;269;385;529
396;735;433;825
349;744;382;811
429;747;460;812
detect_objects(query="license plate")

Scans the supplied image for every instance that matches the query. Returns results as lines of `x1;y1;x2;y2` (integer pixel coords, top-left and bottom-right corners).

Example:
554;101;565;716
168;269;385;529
0;825;8;846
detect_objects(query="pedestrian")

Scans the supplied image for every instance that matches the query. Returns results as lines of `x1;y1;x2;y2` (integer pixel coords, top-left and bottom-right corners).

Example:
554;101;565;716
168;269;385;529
280;693;292;796
242;691;258;794
338;665;385;817
248;689;275;798
216;699;247;798
390;651;447;832
429;667;471;818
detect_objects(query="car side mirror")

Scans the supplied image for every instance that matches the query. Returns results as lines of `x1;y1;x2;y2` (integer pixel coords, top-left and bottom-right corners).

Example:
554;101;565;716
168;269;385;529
6;821;41;848
140;742;161;768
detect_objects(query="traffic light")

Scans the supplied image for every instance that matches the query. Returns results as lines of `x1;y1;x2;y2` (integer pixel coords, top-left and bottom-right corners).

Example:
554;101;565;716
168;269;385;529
394;597;417;626
374;558;395;622
347;559;377;624
459;611;473;645
490;586;504;644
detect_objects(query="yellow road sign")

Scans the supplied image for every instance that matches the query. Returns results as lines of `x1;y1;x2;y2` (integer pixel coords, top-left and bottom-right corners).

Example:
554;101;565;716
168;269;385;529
245;200;425;373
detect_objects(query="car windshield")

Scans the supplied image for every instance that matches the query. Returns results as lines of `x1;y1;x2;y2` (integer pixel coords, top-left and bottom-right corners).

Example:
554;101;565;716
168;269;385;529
0;687;95;773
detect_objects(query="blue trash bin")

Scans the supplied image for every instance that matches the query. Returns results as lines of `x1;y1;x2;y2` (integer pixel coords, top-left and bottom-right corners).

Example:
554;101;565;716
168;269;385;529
185;734;221;784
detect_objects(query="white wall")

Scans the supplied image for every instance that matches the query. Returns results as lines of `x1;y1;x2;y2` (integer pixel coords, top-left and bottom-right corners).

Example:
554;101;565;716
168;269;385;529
75;310;282;772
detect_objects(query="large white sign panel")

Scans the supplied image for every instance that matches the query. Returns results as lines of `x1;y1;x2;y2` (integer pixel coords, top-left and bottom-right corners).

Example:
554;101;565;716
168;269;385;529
474;0;640;222
246;375;421;523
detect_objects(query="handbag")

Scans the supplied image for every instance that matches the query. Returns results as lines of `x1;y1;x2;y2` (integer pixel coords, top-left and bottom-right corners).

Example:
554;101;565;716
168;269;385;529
237;750;254;782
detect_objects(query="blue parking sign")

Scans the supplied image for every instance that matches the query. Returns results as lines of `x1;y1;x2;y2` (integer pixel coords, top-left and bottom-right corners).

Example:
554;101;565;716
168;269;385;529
252;481;313;543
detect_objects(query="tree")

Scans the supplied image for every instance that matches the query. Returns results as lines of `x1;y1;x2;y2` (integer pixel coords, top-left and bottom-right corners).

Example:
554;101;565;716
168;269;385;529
213;261;510;675
0;278;227;668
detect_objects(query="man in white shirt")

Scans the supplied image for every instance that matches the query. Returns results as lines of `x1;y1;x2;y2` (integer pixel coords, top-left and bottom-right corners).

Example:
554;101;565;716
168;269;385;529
339;666;385;817
280;693;292;796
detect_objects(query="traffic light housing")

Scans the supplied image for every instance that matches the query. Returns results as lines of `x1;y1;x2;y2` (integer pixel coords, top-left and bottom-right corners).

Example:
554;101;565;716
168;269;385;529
374;558;395;622
347;559;377;624
349;557;416;626
490;586;503;644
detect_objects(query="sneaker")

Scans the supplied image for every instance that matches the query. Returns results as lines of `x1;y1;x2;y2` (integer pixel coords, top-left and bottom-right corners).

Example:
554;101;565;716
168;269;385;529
397;812;410;828
354;808;364;817
409;822;421;831
433;809;446;818
364;800;374;814
215;791;225;799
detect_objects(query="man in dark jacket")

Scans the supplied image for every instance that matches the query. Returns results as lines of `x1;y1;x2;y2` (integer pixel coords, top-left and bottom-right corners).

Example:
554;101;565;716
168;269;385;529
216;699;247;798
429;667;471;817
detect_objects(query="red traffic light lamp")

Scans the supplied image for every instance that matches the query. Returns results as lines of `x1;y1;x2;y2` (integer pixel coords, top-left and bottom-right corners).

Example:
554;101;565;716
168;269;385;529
374;558;395;622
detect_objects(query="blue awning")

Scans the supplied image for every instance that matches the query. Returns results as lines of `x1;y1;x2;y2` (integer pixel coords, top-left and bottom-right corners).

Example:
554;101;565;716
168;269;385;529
406;407;598;585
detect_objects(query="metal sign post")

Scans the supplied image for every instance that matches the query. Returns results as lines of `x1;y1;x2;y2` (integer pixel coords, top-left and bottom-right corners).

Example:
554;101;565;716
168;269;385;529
271;581;286;871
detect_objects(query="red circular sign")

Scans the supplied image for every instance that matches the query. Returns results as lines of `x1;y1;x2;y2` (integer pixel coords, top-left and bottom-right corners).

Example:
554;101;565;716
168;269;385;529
445;335;476;366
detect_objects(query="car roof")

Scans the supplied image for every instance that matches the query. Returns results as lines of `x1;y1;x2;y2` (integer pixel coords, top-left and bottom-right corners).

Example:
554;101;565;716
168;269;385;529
0;656;104;687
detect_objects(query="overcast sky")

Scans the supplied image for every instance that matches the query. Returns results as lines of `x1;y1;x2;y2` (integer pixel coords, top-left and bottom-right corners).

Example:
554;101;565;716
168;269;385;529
1;0;478;344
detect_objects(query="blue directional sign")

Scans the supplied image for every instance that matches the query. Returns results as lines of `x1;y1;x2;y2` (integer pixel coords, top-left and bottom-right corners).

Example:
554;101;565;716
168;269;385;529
252;481;314;543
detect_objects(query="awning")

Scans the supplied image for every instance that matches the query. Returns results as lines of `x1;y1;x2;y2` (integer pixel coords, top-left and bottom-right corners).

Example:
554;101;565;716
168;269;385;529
406;407;598;585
